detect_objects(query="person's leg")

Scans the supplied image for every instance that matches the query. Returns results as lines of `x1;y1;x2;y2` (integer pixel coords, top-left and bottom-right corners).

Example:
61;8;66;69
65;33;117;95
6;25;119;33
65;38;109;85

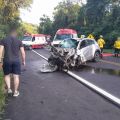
3;62;12;94
4;74;12;93
114;48;117;57
13;74;20;93
12;61;21;97
100;48;103;58
116;49;119;57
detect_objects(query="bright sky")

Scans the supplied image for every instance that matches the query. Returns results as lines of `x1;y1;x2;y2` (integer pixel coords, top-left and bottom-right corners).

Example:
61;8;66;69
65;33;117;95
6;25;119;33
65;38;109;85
20;0;86;25
20;0;62;25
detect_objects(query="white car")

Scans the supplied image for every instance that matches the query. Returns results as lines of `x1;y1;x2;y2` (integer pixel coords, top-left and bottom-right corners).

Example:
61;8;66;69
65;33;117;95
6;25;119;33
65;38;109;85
48;38;101;69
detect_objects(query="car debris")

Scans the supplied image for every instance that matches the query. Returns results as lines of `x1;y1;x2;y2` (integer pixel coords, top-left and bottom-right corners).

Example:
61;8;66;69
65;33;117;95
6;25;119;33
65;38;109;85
40;63;58;73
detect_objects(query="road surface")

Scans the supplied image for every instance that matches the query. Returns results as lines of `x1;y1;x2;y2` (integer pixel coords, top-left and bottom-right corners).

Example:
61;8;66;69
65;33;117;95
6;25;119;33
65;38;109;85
4;49;120;120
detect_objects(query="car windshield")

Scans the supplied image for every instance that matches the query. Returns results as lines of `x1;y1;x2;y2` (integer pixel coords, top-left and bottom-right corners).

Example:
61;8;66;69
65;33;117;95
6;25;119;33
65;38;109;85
60;39;78;48
54;34;72;41
22;36;32;41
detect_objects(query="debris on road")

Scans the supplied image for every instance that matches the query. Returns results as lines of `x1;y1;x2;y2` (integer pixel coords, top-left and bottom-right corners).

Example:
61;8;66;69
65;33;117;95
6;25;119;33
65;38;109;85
40;63;58;73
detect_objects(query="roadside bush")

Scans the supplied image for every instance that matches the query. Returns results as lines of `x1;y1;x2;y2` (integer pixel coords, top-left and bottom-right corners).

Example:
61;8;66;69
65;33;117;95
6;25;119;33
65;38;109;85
0;71;5;112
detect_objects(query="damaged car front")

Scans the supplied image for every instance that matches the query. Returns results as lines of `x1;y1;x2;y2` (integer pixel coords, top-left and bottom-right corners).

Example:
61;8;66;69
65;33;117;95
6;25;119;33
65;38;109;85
48;38;83;70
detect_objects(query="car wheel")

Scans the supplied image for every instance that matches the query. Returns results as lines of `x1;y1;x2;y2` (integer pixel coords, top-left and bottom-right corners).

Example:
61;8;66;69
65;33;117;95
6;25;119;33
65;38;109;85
93;51;101;62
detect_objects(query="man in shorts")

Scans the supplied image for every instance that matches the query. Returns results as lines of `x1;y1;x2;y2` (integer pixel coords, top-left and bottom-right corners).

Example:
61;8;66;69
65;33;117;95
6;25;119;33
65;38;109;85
0;29;26;97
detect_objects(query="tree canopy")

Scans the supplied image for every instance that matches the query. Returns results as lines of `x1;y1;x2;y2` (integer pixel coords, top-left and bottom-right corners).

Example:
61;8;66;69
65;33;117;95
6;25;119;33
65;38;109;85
38;0;120;48
0;0;33;39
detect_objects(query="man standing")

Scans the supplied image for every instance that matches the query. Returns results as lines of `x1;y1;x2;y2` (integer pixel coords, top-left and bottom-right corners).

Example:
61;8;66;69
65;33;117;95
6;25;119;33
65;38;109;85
0;29;26;97
97;35;105;58
114;37;120;57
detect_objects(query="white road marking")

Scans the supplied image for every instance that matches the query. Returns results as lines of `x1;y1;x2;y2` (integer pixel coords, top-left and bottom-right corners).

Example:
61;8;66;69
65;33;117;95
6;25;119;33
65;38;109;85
32;50;120;106
65;70;120;105
32;50;48;61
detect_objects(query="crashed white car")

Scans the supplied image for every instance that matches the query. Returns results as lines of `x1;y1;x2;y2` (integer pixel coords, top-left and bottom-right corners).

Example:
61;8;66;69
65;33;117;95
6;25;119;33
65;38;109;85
48;38;101;70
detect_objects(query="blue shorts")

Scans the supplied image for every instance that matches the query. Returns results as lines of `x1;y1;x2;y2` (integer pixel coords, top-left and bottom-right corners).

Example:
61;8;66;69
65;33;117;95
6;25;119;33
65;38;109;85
3;61;21;75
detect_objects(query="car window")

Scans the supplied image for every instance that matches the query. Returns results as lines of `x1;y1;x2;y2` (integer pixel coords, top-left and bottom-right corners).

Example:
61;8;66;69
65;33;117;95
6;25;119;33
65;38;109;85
54;34;72;41
87;40;95;45
60;39;78;48
22;36;32;41
80;40;87;49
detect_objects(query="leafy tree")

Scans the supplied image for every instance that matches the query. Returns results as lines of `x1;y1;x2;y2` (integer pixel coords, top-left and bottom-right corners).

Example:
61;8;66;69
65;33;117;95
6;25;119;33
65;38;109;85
0;0;33;39
38;15;53;35
53;1;80;31
37;0;120;48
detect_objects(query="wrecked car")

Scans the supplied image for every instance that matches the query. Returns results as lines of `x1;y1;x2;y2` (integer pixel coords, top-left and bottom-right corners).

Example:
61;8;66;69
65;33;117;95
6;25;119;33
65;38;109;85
48;38;101;70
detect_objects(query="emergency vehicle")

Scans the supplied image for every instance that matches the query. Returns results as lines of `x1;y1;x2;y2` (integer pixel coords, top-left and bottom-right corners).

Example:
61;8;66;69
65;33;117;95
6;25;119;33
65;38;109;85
52;29;78;47
22;34;47;49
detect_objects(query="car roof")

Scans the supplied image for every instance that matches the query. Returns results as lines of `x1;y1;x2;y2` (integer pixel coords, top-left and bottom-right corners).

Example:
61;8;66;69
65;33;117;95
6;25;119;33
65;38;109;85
62;38;96;43
72;38;95;42
56;29;77;34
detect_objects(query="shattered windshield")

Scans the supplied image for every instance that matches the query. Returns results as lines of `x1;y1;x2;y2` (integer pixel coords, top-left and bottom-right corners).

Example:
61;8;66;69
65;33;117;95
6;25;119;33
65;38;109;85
22;36;32;41
60;39;78;48
54;34;72;41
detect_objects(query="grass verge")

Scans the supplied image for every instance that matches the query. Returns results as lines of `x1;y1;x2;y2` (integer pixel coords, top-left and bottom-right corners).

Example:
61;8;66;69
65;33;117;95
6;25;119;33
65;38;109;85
0;71;5;113
103;49;114;53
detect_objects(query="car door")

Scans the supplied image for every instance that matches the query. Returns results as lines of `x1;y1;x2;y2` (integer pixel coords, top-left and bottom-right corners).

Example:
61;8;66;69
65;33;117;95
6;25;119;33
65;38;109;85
77;40;90;62
86;39;95;60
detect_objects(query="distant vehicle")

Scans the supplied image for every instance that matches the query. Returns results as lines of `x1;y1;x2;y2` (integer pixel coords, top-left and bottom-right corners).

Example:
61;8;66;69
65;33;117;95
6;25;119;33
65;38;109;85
49;38;101;69
51;29;78;47
22;34;47;50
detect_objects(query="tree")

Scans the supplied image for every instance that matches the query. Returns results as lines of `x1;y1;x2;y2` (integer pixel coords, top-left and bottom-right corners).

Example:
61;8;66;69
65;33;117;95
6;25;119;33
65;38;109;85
38;15;53;35
37;0;120;48
0;0;33;39
53;1;80;31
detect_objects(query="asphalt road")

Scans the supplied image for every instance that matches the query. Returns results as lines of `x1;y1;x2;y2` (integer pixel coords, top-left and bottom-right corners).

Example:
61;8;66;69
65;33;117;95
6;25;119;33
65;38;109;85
4;49;120;120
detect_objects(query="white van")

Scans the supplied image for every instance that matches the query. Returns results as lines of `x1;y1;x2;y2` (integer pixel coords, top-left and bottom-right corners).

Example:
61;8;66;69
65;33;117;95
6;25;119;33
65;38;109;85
22;34;47;49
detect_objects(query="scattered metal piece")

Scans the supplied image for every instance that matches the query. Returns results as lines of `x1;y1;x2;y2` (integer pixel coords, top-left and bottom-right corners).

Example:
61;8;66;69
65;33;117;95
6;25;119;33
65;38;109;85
40;63;58;73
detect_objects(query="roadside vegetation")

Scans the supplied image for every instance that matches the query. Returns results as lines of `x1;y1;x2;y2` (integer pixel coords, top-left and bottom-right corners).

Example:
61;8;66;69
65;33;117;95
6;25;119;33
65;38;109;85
0;0;35;40
38;0;120;48
0;71;4;112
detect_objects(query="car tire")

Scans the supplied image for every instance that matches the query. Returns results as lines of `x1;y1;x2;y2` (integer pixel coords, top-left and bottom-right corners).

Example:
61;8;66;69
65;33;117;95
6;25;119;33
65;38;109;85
93;51;101;62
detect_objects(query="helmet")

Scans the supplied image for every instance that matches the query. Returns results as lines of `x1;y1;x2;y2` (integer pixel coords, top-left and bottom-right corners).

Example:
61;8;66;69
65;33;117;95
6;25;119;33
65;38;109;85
100;35;103;38
117;37;120;40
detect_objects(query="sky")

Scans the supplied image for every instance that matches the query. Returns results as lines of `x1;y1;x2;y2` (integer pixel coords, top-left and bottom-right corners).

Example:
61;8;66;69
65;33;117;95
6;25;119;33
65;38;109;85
20;0;62;25
20;0;86;25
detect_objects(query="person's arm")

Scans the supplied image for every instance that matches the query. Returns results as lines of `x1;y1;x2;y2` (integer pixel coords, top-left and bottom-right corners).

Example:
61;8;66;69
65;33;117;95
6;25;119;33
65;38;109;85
20;47;26;66
102;39;105;45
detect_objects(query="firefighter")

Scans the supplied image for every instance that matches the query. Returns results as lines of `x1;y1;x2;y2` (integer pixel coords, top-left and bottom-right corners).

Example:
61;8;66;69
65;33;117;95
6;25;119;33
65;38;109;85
80;35;85;38
97;35;105;58
114;37;120;57
87;34;95;39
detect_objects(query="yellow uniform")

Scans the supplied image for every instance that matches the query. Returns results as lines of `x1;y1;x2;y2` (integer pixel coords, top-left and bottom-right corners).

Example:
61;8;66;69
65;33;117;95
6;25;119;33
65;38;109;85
114;39;120;57
114;40;120;49
97;38;105;48
87;34;95;39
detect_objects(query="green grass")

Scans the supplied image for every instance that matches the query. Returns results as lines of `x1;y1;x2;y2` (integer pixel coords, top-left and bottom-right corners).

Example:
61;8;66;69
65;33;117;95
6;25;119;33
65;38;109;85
103;49;113;53
0;71;5;112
